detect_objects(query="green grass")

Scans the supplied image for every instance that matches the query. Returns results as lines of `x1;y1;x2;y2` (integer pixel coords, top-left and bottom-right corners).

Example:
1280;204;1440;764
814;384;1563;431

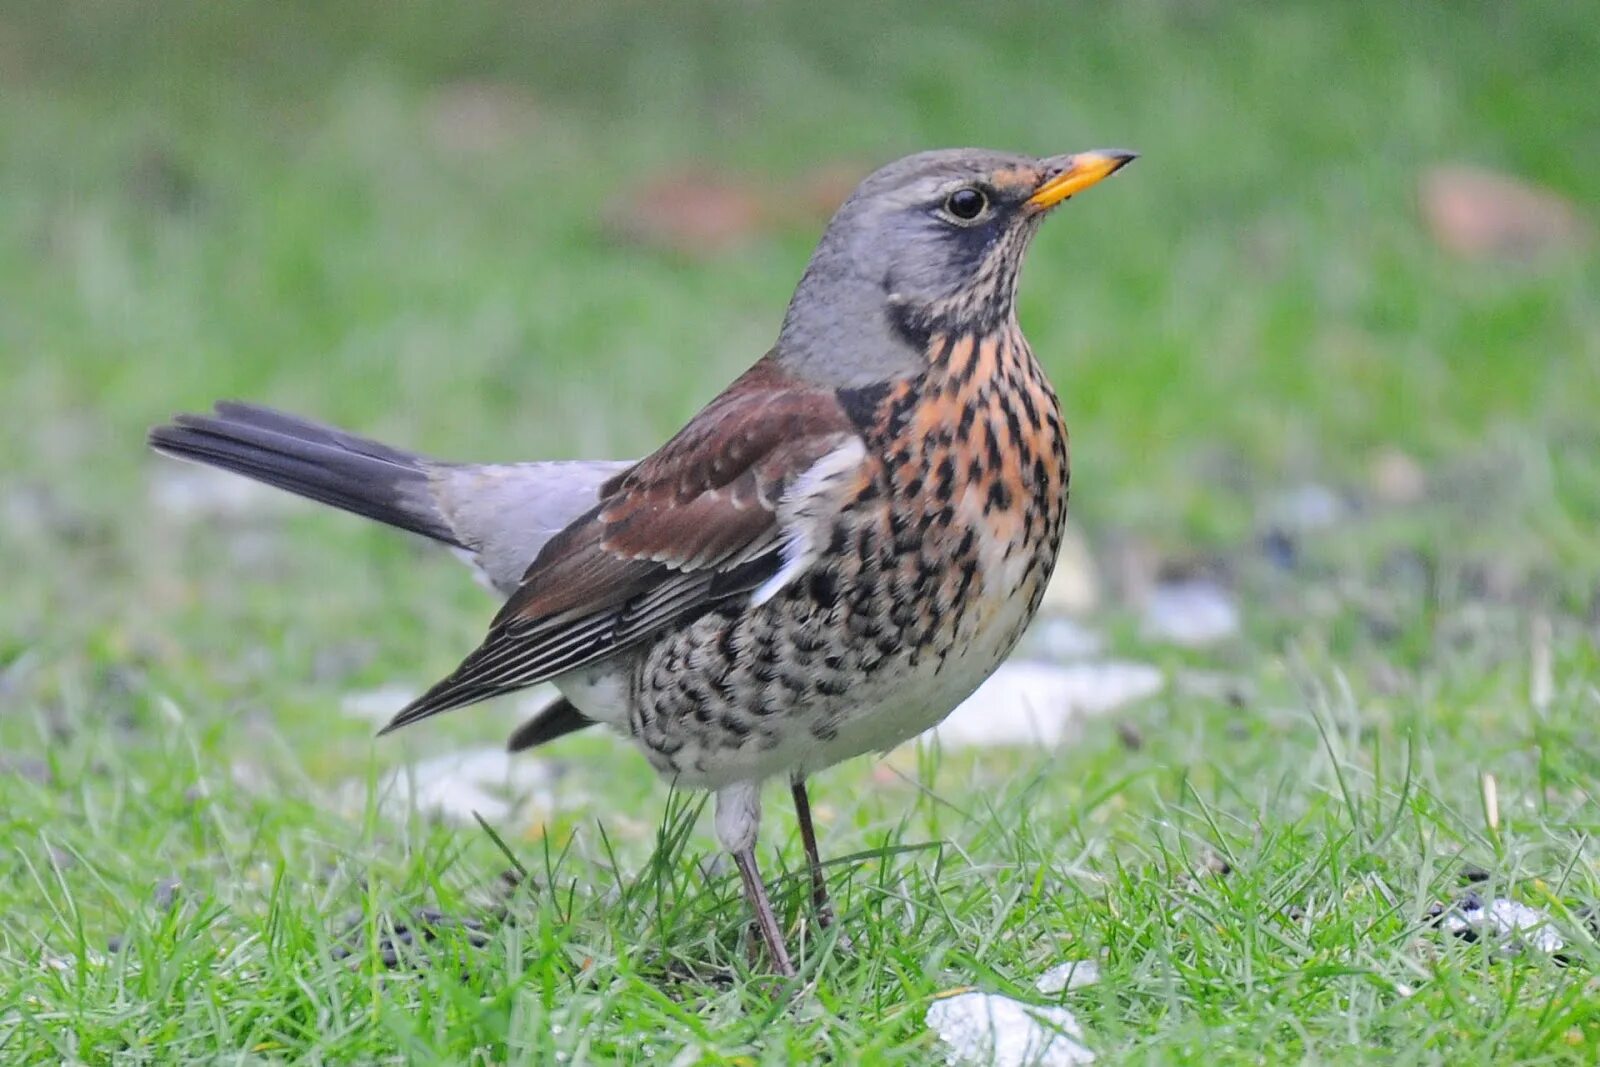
3;0;1599;1061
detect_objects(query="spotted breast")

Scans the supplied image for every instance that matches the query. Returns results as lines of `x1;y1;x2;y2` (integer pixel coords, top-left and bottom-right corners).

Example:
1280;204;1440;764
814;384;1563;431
631;322;1069;788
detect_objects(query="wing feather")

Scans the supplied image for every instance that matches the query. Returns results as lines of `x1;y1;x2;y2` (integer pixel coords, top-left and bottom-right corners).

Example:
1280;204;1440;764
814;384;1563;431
381;357;868;734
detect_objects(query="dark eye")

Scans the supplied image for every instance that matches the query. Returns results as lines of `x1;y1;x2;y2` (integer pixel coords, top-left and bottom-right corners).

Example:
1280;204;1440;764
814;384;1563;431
944;187;987;221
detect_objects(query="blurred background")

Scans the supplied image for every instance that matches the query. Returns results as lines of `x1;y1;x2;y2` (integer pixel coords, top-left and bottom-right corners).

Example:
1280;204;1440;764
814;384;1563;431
2;1;1598;1056
2;0;1597;798
3;0;1598;835
4;0;1597;603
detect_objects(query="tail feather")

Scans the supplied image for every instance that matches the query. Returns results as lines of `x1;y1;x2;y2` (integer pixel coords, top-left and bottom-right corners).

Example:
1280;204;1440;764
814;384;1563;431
506;696;596;752
207;402;426;468
148;403;463;547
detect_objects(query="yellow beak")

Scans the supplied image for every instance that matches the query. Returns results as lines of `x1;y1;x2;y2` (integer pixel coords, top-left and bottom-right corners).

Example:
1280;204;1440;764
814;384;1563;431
1025;149;1138;211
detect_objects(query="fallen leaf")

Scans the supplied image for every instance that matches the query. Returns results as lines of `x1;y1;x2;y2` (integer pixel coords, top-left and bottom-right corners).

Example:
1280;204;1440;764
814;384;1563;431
1370;448;1427;505
606;160;868;257
605;169;768;256
1420;165;1590;260
789;162;868;220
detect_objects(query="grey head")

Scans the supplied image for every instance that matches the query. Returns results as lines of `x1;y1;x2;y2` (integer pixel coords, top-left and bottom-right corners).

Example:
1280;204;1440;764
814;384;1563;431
775;147;1137;387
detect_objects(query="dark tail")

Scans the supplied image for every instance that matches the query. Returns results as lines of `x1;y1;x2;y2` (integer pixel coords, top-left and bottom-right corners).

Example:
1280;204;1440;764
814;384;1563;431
148;402;464;547
506;696;596;752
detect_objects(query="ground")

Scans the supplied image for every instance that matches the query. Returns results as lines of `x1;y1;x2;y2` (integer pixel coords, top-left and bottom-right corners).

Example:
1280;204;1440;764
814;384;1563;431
2;1;1598;1063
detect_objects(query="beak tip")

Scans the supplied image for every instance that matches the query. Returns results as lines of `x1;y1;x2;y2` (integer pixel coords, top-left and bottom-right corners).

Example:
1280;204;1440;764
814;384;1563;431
1102;148;1139;171
1026;147;1139;209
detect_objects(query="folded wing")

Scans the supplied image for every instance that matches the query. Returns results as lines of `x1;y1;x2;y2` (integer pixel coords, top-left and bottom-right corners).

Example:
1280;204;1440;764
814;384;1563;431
382;356;869;733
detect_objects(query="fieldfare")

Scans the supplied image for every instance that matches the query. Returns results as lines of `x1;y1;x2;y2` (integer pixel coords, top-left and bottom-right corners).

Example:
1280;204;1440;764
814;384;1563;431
150;146;1136;975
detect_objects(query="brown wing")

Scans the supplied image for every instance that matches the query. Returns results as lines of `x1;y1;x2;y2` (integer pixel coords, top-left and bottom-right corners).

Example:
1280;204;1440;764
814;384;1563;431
381;356;866;733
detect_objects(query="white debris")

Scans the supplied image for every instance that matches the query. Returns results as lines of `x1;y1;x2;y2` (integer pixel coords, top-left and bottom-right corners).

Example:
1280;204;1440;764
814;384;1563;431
1035;959;1101;994
343;683;562;729
930;661;1162;749
1260;483;1346;533
370;747;563;824
927;991;1094;1066
149;465;287;521
230;760;271;795
1438;896;1565;955
1529;616;1553;712
340;685;418;724
1039;527;1100;614
42;950;108;973
1025;618;1105;661
1175;669;1253;706
1140;579;1239;647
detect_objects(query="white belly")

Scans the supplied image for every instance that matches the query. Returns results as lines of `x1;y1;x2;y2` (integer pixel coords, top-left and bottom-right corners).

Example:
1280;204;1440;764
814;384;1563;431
669;584;1035;789
553;659;632;728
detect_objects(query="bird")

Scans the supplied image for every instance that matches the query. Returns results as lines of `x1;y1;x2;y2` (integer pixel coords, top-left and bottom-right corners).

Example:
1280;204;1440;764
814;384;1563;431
149;146;1136;975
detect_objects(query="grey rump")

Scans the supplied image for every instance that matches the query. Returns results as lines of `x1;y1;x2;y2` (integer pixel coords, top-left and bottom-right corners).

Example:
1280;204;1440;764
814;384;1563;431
149;146;1136;975
147;401;625;746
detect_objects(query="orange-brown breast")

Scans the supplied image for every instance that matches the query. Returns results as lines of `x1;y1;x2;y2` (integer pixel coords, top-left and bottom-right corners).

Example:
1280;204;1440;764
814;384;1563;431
848;323;1069;655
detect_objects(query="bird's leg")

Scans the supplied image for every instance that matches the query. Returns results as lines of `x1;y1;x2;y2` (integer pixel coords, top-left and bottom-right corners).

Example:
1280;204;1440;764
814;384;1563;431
715;783;795;977
732;848;794;978
789;775;835;927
